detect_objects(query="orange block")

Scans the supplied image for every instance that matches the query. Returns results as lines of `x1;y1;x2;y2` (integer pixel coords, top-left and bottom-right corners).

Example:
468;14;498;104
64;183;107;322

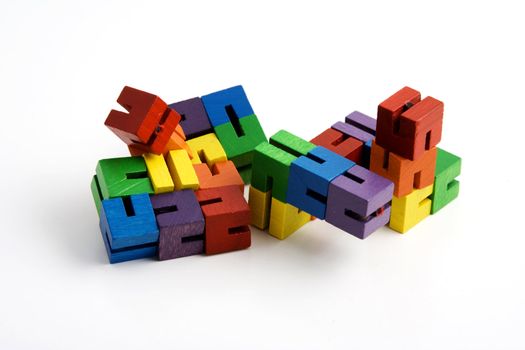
369;140;436;197
194;160;244;192
128;130;193;158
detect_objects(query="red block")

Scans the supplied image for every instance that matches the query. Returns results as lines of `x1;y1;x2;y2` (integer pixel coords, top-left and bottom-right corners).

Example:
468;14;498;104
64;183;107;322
376;86;443;160
105;86;181;154
195;185;251;255
310;128;363;163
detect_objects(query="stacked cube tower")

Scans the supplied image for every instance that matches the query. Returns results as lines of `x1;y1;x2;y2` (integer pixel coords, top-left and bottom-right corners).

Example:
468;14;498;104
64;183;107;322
91;85;461;263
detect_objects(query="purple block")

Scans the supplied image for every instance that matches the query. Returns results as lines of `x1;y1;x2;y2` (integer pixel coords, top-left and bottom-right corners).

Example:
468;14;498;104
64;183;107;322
325;165;394;239
150;190;205;260
332;111;376;143
169;97;213;139
345;111;376;135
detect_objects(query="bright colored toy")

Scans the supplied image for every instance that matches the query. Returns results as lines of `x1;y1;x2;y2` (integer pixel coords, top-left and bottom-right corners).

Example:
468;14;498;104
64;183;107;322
91;85;461;263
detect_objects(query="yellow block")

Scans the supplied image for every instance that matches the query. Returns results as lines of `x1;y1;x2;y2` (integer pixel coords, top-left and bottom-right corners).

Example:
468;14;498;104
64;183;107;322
166;149;200;190
186;133;227;167
389;184;433;233
268;197;311;240
143;153;174;194
248;186;271;230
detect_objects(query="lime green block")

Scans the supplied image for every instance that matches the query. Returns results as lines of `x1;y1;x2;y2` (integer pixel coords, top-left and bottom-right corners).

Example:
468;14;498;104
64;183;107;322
269;130;316;157
96;156;153;199
251;130;314;202
214;114;267;181
430;148;461;214
90;175;103;217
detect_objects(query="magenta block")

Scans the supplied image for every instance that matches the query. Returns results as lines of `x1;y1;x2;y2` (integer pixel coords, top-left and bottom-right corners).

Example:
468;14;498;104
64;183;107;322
150;190;205;260
325;165;393;239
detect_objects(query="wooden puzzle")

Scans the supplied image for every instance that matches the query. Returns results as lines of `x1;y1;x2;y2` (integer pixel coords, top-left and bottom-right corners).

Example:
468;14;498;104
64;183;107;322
91;85;462;263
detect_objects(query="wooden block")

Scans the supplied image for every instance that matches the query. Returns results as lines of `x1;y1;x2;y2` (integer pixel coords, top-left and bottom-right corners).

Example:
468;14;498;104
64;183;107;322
165;149;199;190
286;146;355;219
251;130;315;202
430;148;461;214
310;127;363;163
376;86;443;160
143;153;174;194
201;85;254;127
169;97;213;139
127;128;193;158
104;86;181;154
248;186;271;230
325;165;394;239
268;197;311;240
369;140;437;197
99;194;159;263
150;190;205;260
269;130;316;156
344;111;377;137
213;114;267;180
331;111;376;144
389;184;433;233
96;156;153;199
187;133;227;167
194;160;244;192
195;185;251;255
90;175;103;216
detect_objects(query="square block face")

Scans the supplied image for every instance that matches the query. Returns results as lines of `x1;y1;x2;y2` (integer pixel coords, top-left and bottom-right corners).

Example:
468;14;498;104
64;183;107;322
96;156;153;199
286;146;355;219
376;87;443;160
169;97;212;139
100;194;159;250
389;184;433;233
268;197;311;240
310;127;363;163
195;185;251;255
430;148;461;214
186;133;227;167
201;85;254;127
325;165;394;239
99;220;157;264
269;130;316;156
150;190;205;260
369;141;437;197
214;114;267;171
344;111;377;137
105;86;181;154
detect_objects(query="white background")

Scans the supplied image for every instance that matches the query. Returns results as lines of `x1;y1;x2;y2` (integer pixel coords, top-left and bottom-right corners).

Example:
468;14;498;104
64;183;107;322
1;1;523;349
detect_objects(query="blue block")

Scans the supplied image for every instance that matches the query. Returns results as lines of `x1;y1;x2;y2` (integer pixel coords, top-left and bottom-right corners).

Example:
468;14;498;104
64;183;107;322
201;85;254;127
100;194;159;250
99;220;157;264
286;146;355;219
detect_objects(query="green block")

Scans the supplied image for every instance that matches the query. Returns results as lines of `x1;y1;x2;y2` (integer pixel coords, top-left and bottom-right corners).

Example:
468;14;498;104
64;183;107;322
269;130;316;157
430;148;461;214
96;156;153;199
238;166;252;184
90;175;103;217
214;114;267;178
251;130;314;202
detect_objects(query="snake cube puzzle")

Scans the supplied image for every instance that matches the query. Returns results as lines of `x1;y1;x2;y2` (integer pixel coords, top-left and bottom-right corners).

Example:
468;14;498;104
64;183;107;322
90;85;462;263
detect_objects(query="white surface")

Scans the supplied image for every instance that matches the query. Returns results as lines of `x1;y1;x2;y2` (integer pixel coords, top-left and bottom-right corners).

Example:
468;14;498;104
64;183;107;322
1;1;523;349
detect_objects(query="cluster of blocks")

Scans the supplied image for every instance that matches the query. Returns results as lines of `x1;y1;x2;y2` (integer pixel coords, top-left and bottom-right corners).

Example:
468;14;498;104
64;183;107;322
90;85;461;263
